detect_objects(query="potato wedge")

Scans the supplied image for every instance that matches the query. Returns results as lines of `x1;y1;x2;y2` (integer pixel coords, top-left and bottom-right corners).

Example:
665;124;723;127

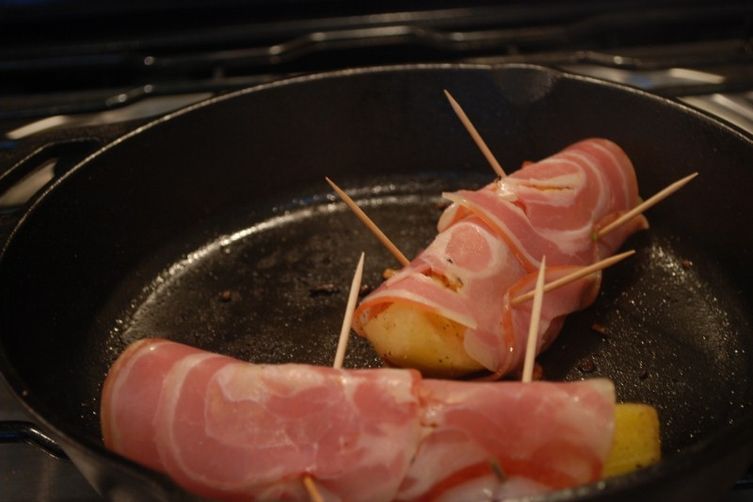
361;302;483;377
604;403;661;477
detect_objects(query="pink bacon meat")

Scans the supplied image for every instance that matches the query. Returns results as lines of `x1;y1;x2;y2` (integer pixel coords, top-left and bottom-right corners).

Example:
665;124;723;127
354;138;648;374
101;339;616;501
397;379;615;501
101;338;423;502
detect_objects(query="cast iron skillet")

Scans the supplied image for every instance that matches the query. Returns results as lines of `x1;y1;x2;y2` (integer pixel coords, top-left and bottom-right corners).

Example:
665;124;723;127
0;64;751;501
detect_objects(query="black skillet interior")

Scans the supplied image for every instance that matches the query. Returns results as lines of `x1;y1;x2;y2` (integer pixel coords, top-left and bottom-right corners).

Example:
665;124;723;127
1;64;752;498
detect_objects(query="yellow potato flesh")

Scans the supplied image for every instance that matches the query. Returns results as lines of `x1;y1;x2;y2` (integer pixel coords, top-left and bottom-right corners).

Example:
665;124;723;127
604;403;661;477
361;302;483;378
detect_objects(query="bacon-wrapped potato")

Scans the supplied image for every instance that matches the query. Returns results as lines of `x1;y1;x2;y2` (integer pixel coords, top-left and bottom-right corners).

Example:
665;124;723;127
102;339;659;502
354;138;648;378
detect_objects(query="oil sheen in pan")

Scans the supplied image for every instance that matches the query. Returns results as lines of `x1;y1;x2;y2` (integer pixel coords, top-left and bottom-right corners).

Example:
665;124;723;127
106;177;456;368
104;175;750;459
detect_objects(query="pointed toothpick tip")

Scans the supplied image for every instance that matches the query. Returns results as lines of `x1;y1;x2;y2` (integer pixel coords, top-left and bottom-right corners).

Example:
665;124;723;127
442;90;506;178
511;250;635;306
325;177;410;267
333;252;365;370
443;89;461;110
597;172;698;239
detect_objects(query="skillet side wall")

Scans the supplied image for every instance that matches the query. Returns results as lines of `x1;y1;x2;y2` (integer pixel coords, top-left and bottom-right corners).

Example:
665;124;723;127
0;66;751;500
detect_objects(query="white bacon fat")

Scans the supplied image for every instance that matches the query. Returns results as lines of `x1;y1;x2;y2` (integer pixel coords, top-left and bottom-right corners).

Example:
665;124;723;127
101;339;616;501
354;138;648;374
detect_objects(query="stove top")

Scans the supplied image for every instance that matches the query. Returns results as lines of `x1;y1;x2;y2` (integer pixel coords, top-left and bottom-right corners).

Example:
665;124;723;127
1;1;752;500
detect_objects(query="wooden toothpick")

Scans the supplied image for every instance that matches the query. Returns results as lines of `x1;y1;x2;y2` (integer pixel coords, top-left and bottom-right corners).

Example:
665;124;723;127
333;252;365;369
596;172;698;239
522;256;546;383
303;252;365;501
443;89;506;178
510;250;635;306
325;177;410;267
303;475;324;502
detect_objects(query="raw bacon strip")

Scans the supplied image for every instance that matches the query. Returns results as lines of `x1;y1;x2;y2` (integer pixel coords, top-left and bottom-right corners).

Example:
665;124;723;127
356;138;646;374
102;339;422;502
359;270;478;330
397;379;615;501
102;340;616;502
101;338;199;472
438;139;648;270
438;138;648;269
354;217;526;371
442;189;584;269
509;139;638;233
468;265;601;376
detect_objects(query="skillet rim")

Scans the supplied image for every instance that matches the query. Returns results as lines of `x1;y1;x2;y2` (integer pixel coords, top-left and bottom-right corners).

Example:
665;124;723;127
0;62;751;500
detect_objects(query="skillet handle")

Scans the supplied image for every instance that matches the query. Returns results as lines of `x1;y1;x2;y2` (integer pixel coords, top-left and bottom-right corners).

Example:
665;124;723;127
0;138;102;246
0;420;69;459
0;137;102;202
